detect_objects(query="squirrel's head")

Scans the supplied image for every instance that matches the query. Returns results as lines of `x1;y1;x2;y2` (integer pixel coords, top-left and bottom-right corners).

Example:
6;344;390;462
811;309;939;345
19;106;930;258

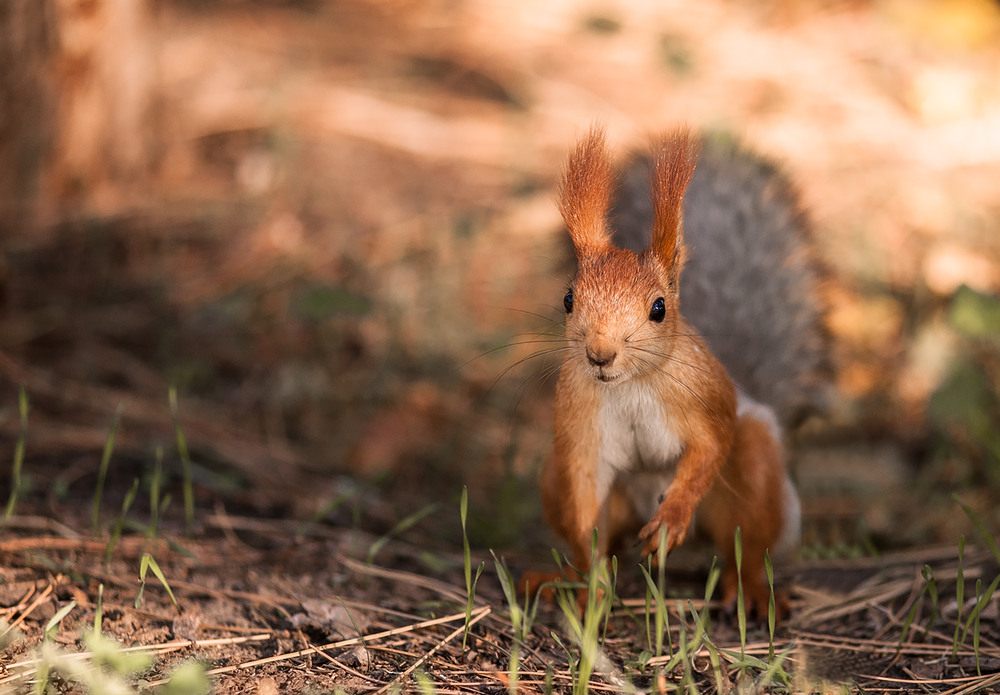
558;126;698;385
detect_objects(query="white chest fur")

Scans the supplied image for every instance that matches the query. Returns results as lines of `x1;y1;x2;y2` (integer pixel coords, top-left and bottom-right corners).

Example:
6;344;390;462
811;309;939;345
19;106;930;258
594;380;684;506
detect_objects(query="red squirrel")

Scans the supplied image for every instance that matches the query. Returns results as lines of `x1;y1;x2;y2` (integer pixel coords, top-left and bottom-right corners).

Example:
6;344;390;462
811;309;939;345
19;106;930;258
533;126;830;615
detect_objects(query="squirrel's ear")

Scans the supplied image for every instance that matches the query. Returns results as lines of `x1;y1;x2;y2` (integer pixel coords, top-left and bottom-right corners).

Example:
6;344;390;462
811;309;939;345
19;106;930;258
558;126;615;258
649;129;699;276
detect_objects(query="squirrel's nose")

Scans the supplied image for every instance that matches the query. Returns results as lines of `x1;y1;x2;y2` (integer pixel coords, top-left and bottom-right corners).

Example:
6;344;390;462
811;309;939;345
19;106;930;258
586;347;616;368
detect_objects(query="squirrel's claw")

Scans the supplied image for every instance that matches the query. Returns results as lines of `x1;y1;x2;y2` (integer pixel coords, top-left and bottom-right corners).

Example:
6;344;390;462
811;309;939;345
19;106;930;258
638;496;694;559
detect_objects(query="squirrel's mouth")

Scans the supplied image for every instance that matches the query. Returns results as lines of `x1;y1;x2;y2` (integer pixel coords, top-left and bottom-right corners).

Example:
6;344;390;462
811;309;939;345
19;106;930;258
595;370;622;384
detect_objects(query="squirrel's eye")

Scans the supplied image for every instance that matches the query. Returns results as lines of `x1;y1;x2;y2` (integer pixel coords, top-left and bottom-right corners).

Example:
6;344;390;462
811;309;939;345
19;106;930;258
649;297;666;323
563;290;574;314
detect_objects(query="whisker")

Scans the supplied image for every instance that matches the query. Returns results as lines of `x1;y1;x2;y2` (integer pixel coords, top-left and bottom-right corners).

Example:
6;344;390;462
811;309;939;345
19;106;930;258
495;305;565;324
628;343;752;400
463;334;565;370
630;352;731;431
504;356;566;439
629;345;729;381
486;346;571;394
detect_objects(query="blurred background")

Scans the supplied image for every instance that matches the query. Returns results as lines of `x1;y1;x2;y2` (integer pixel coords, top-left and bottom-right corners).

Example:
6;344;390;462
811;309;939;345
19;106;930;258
2;0;999;555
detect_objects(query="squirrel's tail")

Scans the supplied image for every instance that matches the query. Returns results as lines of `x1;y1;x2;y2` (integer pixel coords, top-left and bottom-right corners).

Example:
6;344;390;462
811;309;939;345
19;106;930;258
612;133;832;428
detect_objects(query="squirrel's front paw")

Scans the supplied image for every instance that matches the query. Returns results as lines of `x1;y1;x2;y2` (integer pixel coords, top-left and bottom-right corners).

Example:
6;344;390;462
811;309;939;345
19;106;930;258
638;497;694;558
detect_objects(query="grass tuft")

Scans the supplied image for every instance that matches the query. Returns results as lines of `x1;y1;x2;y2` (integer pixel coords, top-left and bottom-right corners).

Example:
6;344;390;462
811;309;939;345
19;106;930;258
91;403;124;535
43;600;76;642
492;550;539;693
366;503;439;564
3;386;29;529
765;550;776;661
899;564;939;646
105;478;140;569
954;494;1000;563
148;447;168;540
550;530;617;695
459;486;485;652
94;583;105;636
959;574;998;675
953;535;966;657
296;490;350;542
734;526;747;672
640;525;673;661
136;552;180;612
169;388;196;535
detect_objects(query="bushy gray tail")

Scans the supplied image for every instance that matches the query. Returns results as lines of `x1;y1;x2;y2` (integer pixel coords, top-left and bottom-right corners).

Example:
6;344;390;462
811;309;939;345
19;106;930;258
611;133;832;427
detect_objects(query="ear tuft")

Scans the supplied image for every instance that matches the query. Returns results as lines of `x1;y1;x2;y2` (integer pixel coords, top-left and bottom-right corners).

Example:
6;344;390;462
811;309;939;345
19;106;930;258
650;128;699;273
558;126;616;257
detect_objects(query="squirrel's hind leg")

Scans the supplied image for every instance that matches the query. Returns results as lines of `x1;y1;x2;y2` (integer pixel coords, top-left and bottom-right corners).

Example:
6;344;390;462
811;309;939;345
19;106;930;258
699;403;798;619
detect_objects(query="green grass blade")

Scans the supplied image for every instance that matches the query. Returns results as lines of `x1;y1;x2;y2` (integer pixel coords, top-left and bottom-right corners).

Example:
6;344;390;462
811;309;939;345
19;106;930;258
136;554;149;608
898;581;926;646
685;601;711;656
703;555;720;619
734;526;747;667
93;583;104;635
148;447;164;539
953;494;1000;564
91;403;124;535
296;491;350;541
138;553;180;611
974;593;982;676
160;660;211;695
460;486;484;652
551;631;578;687
3;386;28;529
44;600;76;641
366;503;439;563
705;639;725;693
571;533;614;695
757;642;794;688
602;554;618;643
169;387;196;535
765;550;776;662
922;564;939;625
105;478;140;569
960;574;998;666
643;561;653;657
674;600;694;688
953;535;966;657
639;563;667;658
492;550;524;639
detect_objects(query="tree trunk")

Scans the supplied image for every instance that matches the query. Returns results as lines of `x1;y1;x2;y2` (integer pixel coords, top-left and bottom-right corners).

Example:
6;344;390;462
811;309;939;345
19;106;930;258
0;0;57;228
0;0;161;228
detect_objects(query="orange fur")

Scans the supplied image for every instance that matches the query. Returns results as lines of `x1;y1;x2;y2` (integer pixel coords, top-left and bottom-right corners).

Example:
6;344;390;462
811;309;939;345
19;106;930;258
558;126;616;256
650;129;699;274
699;413;789;617
534;126;798;618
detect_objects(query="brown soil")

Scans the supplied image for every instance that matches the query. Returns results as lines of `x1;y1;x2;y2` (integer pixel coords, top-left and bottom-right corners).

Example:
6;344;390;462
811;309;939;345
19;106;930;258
2;0;1000;692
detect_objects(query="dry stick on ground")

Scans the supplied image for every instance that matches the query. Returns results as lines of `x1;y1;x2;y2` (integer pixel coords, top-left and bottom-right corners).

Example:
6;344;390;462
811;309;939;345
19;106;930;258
792;631;999;659
1;515;83;539
372;606;492;694
0;535;179;557
202;608;490;679
0;577;60;639
0;582;42;623
859;670;1000;694
303;639;385;686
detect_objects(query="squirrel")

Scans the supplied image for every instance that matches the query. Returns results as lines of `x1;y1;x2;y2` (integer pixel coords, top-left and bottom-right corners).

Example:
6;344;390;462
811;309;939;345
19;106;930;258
533;126;830;616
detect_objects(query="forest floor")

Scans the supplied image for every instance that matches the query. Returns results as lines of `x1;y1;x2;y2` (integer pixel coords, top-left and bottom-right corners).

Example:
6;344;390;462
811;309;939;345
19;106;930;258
0;454;998;693
3;0;1000;692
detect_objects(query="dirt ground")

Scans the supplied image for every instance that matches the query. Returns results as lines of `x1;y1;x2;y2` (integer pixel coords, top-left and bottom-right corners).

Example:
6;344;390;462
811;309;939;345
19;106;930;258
2;0;1000;692
1;472;999;693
